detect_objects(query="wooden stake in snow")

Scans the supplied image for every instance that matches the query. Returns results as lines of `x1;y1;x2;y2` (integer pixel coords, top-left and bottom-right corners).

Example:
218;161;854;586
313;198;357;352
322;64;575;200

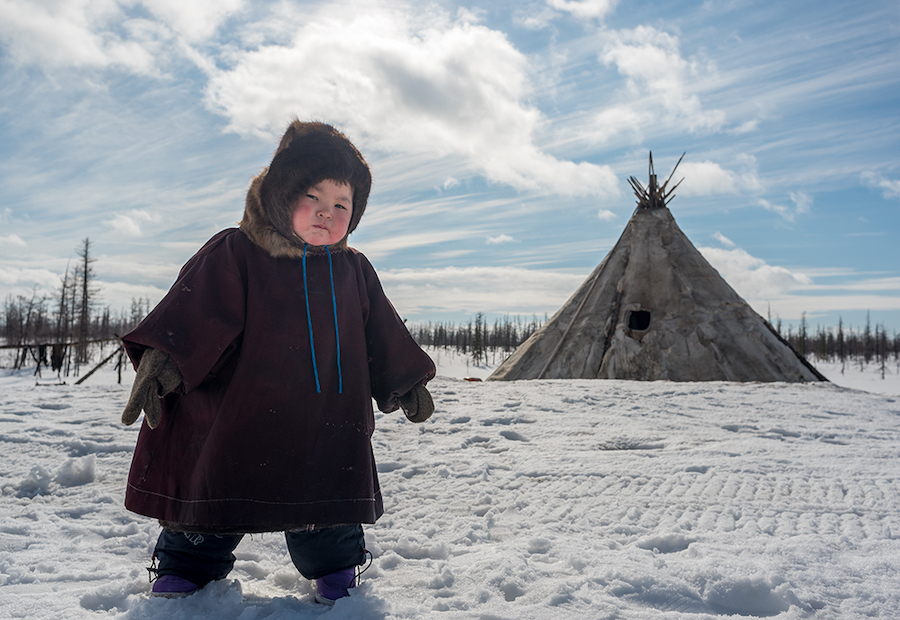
75;346;124;385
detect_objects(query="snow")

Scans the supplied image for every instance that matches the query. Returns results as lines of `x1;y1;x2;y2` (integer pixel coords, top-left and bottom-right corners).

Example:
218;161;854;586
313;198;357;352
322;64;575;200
1;349;899;619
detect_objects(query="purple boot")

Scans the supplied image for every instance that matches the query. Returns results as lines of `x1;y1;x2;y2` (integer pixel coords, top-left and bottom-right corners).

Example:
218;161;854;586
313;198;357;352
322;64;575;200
151;574;201;598
314;568;356;605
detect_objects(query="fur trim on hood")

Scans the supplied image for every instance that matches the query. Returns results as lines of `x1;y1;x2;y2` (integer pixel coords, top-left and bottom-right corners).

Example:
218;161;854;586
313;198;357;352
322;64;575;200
240;120;371;258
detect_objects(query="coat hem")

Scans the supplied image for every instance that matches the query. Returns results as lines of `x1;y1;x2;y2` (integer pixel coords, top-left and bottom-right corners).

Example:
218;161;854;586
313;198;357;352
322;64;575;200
126;483;383;534
127;482;379;507
158;521;357;535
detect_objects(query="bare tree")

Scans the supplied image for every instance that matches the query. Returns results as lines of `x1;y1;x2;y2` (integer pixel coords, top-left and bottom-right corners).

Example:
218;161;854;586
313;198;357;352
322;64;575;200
73;238;100;368
3;288;49;370
798;312;808;358
864;311;873;364
837;316;845;374
50;264;74;373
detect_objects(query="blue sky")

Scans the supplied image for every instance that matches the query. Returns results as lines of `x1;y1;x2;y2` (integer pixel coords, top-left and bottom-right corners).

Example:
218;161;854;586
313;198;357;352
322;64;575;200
1;0;898;334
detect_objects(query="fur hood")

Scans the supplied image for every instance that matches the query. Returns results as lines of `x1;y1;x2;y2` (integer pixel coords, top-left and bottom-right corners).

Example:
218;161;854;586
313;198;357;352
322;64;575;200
240;121;371;258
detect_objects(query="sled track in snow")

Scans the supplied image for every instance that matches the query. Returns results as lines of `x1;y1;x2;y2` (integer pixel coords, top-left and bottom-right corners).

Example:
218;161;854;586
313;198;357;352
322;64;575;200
374;379;900;546
364;379;900;617
486;469;899;542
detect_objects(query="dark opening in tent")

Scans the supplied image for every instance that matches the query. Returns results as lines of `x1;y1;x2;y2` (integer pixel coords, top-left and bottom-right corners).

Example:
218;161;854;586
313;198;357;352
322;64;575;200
628;310;651;331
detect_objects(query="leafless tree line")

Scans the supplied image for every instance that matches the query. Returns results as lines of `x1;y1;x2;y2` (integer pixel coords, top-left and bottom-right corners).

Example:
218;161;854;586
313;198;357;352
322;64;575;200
409;313;547;366
776;312;900;378
1;238;150;378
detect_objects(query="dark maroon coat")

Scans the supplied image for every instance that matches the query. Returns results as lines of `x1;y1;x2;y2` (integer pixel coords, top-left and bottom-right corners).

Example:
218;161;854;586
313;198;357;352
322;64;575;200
122;228;434;532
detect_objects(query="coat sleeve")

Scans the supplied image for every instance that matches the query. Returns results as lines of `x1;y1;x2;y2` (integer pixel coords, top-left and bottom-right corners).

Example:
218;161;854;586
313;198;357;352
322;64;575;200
122;230;247;393
359;254;436;413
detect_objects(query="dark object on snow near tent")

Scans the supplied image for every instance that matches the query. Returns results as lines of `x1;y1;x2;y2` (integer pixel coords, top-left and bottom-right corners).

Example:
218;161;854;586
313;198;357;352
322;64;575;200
489;153;826;383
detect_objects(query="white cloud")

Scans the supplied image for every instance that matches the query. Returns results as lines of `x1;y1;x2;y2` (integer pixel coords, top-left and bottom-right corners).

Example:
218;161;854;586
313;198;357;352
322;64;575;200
0;234;26;247
99;280;169;311
0;265;61;289
589;105;646;144
597;209;616;221
546;0;619;20
204;5;619;198
758;199;790;220
699;245;811;302
141;0;243;42
765;292;900;322
0;0;158;72
789;191;812;216
107;215;143;237
730;119;760;135
353;229;475;261
429;249;475;261
758;191;812;222
678;157;762;196
0;0;242;72
679;161;736;195
513;6;558;31
861;171;900;200
693;246;897;327
378;265;586;317
713;232;735;247
105;210;160;237
802;276;900;293
486;234;514;244
599;26;725;134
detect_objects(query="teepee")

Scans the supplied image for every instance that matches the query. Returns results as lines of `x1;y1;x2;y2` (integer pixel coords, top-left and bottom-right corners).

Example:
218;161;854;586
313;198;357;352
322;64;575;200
489;154;826;383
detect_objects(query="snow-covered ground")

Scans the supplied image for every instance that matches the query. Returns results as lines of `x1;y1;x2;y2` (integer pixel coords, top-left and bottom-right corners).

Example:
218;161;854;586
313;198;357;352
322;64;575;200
1;349;899;619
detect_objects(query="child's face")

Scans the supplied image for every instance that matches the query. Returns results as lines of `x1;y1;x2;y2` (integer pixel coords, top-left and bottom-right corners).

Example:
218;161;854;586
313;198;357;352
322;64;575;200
291;179;354;246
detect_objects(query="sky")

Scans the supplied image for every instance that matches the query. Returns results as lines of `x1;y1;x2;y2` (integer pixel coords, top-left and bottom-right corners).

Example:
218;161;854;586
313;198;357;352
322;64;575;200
0;0;898;333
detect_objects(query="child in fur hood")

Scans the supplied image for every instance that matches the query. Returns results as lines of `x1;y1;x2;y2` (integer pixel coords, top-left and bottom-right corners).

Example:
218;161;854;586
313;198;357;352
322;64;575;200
120;120;436;604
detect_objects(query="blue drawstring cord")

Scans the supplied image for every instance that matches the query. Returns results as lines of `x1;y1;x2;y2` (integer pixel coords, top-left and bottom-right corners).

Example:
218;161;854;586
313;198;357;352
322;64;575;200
302;244;342;394
325;246;343;394
302;244;321;393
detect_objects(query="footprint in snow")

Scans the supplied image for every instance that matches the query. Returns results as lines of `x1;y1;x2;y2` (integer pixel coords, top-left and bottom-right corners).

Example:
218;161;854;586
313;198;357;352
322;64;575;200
36;403;72;410
376;462;404;473
635;533;695;553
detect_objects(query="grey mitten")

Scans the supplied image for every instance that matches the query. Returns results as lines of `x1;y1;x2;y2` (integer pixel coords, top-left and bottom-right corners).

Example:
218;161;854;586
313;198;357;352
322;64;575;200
399;384;434;423
122;348;183;429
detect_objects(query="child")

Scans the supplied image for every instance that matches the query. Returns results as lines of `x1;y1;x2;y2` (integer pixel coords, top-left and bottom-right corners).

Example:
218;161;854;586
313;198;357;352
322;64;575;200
121;120;436;604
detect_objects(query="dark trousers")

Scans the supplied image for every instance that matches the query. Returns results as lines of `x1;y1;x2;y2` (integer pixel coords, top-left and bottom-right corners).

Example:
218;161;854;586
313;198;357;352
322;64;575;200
153;524;366;585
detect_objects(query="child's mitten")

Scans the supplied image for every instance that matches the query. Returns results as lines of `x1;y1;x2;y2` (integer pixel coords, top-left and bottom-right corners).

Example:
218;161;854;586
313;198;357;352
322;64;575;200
121;348;183;429
399;384;434;423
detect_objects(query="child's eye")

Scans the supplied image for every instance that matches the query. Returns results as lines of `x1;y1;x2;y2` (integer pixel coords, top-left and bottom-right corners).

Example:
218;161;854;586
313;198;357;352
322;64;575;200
335;204;347;210
307;194;318;201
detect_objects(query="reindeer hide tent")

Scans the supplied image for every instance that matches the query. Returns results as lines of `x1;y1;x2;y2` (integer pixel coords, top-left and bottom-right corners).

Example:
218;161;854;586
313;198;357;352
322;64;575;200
489;154;826;383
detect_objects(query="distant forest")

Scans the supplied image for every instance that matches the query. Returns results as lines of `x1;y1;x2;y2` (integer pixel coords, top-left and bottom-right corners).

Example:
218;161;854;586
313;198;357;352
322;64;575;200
1;238;898;379
409;311;900;377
